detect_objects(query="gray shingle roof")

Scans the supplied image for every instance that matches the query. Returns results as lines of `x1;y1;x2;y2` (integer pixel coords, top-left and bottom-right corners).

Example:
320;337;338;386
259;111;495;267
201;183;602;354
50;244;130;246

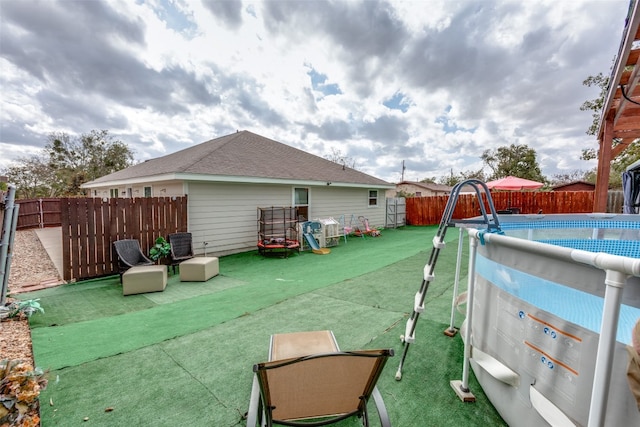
86;131;392;187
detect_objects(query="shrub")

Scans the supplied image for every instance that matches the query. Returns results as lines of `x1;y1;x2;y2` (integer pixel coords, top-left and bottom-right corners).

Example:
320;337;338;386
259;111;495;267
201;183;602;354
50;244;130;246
6;300;44;320
149;236;171;261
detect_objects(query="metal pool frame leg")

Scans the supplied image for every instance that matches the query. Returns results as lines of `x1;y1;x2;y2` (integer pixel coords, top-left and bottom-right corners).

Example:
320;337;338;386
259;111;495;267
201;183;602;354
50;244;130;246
444;227;465;337
587;269;627;426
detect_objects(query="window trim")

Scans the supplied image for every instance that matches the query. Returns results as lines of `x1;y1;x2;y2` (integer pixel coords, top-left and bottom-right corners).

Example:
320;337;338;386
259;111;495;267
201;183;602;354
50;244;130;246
368;189;379;207
293;187;310;220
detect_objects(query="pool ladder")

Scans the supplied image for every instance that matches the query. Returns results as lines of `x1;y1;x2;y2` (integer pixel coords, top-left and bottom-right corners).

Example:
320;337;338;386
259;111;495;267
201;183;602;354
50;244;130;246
395;179;501;381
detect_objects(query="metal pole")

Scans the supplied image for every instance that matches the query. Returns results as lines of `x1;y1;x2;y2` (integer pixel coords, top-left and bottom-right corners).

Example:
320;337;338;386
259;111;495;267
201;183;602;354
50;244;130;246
446;227;465;335
587;269;627;426
0;185;17;305
39;198;43;228
461;234;478;391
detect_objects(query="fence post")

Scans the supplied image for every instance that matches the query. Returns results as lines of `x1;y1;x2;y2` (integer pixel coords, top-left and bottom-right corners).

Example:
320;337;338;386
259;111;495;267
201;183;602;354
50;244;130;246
38;198;43;228
0;185;19;305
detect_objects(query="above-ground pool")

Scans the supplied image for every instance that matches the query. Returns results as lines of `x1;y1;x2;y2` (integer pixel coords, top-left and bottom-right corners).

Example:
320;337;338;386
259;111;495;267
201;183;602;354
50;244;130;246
462;214;640;427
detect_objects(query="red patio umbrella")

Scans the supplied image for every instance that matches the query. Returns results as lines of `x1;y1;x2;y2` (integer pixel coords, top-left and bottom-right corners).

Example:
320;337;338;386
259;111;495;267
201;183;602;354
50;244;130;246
485;176;544;211
485;176;544;190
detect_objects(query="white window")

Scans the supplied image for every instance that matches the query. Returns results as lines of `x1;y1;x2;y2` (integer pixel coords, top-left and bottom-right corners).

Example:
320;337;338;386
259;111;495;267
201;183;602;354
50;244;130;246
368;190;378;207
294;187;309;220
144;187;152;197
110;188;119;198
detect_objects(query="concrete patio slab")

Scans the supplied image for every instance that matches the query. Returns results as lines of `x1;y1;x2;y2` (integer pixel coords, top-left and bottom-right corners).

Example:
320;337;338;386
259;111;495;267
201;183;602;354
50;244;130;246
34;226;63;280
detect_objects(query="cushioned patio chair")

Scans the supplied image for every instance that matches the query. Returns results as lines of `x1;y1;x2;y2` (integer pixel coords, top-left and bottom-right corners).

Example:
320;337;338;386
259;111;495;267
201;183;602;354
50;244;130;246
247;330;394;426
113;239;154;282
168;232;194;274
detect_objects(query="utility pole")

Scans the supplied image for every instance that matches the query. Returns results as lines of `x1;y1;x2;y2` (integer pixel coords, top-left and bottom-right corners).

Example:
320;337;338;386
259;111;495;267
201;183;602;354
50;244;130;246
401;160;406;182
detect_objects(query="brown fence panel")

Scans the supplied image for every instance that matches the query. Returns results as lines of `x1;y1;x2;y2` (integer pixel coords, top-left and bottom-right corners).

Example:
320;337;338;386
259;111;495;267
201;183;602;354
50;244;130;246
61;196;188;281
608;190;624;213
15;198;62;229
16;200;40;229
406;191;601;226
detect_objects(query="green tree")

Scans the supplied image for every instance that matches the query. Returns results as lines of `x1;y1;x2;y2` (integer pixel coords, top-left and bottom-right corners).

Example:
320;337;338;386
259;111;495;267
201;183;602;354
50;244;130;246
438;168;487;186
3;130;134;198
579;72;619;162
580;71;640;188
580;72;609;138
438;173;458;186
480;144;545;182
579;142;639;189
550;170;593;186
396;189;415;198
419;177;437;184
610;140;640;188
44;130;134;195
4;155;57;199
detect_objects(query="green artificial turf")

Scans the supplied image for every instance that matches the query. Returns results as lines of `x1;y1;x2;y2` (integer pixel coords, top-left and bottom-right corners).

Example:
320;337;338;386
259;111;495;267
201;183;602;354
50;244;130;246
30;227;452;370
19;226;506;426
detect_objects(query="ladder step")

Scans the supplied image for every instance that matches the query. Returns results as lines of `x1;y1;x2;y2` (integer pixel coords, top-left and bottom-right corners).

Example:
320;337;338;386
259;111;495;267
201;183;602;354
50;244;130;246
396;179;503;380
404;317;417;343
423;264;435;281
414;292;425;313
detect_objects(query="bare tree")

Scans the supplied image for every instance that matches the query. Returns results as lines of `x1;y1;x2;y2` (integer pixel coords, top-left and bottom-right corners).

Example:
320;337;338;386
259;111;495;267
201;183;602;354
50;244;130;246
324;148;357;169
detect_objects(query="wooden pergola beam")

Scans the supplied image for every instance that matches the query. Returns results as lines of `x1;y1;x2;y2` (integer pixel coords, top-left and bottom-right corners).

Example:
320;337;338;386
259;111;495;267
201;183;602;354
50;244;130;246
592;2;640;212
611;139;633;158
593;116;614;212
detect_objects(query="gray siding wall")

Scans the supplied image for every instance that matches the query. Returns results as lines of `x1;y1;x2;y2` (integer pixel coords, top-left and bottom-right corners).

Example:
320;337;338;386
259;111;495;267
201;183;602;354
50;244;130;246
307;187;385;228
187;182;387;256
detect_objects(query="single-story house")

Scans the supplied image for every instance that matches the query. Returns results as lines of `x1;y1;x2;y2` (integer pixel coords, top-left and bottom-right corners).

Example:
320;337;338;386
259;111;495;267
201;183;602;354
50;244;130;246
82;131;394;256
551;181;595;192
387;181;452;198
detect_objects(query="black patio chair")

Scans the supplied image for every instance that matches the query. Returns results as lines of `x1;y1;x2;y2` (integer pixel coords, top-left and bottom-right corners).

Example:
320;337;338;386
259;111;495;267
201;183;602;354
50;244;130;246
113;239;154;282
168;232;194;274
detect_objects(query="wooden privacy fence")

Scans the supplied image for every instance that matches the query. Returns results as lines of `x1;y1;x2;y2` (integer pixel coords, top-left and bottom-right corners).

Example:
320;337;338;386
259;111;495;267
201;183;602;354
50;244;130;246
61;197;188;281
406;191;622;225
15;198;61;229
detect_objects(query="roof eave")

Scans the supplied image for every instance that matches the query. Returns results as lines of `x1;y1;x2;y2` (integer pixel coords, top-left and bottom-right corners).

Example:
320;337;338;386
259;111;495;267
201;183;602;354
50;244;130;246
83;173;394;189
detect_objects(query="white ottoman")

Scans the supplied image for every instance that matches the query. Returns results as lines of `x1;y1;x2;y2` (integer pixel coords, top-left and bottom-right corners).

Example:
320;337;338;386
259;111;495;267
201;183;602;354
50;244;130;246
122;265;167;296
179;257;219;282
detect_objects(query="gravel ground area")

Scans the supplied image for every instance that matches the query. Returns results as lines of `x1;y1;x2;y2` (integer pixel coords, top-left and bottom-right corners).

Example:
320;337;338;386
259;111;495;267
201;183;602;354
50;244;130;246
8;229;61;293
1;230;62;426
2;230;62;366
0;318;32;362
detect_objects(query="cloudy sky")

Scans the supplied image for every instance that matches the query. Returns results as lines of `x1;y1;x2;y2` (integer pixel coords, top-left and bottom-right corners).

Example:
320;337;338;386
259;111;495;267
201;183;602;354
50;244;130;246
0;0;632;183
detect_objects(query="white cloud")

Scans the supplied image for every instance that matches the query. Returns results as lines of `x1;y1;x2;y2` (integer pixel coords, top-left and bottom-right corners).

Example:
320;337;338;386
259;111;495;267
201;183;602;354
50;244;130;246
0;0;630;182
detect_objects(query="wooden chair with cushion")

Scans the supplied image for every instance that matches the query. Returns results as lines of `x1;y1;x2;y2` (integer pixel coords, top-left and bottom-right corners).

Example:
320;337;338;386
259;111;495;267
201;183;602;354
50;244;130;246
246;330;394;426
